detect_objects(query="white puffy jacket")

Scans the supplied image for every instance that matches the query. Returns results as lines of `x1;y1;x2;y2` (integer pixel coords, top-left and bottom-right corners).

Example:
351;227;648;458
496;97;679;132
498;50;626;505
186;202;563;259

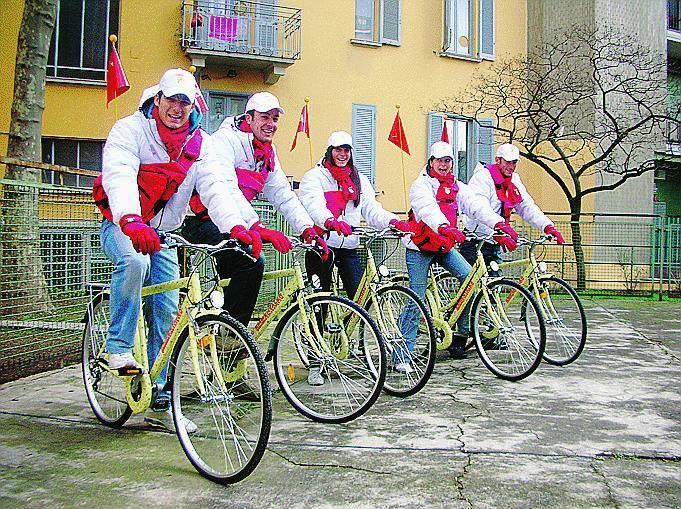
298;160;398;249
211;116;313;234
463;162;553;236
101;108;246;233
404;167;504;251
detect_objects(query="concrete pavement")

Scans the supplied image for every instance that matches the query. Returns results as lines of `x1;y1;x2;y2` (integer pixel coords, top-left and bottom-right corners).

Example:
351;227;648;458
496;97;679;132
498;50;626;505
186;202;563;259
1;298;680;508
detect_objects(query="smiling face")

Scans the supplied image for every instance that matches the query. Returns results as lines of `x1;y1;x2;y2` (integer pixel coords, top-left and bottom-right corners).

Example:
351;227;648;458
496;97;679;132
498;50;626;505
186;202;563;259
154;94;193;129
246;109;279;143
495;156;518;178
430;156;454;175
331;145;352;167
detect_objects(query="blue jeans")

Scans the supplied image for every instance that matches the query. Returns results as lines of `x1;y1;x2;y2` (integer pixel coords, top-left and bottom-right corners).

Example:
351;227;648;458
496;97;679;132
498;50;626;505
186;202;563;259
402;248;472;351
100;220;179;395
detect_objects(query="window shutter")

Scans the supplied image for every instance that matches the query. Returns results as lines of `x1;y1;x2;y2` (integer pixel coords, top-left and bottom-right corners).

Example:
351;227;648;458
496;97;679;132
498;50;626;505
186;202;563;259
427;112;444;158
380;0;401;45
480;0;495;60
443;0;455;52
475;118;495;167
352;104;377;185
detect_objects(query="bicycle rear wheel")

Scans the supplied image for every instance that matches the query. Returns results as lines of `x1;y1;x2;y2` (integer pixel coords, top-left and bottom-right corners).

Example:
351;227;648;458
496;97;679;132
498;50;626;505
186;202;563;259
170;313;271;484
365;285;436;397
273;295;386;423
471;279;546;381
82;292;132;427
531;276;587;365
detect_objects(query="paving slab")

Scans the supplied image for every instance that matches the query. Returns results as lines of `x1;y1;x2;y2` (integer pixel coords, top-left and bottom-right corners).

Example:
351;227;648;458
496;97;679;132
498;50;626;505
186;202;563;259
0;298;679;508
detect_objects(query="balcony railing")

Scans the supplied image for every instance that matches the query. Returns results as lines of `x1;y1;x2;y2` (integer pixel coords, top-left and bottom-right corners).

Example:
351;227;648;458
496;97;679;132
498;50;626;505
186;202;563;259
180;1;301;82
670;0;681;32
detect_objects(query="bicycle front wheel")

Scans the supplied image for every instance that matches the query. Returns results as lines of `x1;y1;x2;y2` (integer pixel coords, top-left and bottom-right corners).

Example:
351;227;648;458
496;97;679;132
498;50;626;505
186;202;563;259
365;285;436;397
82;292;132;427
471;279;546;381
531;276;587;365
170;313;271;484
273;295;386;423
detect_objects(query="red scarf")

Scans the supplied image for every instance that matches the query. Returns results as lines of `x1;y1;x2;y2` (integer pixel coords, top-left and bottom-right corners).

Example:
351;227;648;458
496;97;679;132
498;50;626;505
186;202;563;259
486;164;522;222
429;169;459;224
324;160;359;202
152;107;190;161
239;118;275;174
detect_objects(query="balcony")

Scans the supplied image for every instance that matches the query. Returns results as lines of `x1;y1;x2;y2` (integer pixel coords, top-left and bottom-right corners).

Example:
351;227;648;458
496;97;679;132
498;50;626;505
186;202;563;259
668;0;681;59
180;1;302;84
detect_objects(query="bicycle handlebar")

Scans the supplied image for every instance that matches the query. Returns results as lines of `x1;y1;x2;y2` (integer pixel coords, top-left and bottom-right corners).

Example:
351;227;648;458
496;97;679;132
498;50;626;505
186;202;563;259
159;231;256;261
349;225;413;239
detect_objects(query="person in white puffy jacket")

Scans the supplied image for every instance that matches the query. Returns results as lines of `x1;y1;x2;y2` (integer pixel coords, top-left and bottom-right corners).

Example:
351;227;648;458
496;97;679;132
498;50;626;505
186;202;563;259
182;92;327;330
298;131;411;384
404;141;517;360
460;143;564;272
94;68;255;431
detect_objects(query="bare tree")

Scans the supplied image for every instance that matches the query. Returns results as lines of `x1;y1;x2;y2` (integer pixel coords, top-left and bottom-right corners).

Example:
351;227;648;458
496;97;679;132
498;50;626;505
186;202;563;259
1;0;57;315
436;25;675;290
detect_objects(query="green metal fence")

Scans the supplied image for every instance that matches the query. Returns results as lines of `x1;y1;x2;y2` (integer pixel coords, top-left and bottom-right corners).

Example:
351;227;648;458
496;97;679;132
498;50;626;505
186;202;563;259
0;169;679;382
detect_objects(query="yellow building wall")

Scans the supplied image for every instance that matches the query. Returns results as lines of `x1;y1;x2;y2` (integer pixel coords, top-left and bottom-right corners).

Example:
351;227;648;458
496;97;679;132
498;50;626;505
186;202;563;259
1;0;574;217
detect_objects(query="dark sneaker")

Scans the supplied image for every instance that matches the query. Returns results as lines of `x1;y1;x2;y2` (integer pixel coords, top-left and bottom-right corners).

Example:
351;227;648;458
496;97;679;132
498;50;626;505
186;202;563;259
447;344;468;359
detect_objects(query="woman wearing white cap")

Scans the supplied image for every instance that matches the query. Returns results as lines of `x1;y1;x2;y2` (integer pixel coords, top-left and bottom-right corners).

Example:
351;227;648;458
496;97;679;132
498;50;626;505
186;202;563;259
404;141;514;359
460;143;564;272
298;131;411;384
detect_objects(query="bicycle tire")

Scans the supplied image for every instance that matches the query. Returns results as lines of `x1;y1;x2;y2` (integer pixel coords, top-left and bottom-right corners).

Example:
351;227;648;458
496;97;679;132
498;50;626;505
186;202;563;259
82;292;132;428
471;279;546;381
272;294;386;423
365;285;436;397
530;276;587;365
170;312;271;484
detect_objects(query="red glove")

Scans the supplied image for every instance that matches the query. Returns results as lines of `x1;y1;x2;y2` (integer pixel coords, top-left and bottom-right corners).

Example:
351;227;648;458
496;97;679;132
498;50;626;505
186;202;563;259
544;224;565;245
494;235;518;252
324;218;353;236
119;214;160;255
251;222;292;254
438;224;466;245
389;219;411;233
230;225;262;259
494;222;519;241
302;227;330;261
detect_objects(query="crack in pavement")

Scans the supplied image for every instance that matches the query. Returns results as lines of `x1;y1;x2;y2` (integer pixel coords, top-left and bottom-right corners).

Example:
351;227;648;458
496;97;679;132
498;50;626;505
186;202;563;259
590;459;621;509
266;447;391;475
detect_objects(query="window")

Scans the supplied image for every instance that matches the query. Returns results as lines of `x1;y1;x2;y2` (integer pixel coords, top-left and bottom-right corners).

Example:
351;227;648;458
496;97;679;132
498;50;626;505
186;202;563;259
670;0;681;31
352;104;377;185
41;138;103;188
443;0;494;60
354;0;401;46
47;0;120;82
427;113;494;182
203;90;249;134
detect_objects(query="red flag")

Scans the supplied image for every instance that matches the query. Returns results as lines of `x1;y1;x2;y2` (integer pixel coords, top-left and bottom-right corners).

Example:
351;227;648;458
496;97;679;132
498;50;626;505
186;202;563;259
194;83;208;114
106;41;129;107
290;104;310;151
440;120;450;143
388;111;410;155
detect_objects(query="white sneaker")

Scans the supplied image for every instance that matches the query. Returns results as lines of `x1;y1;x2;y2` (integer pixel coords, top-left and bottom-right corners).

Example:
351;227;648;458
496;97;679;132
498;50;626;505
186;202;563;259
307;367;324;386
394;362;414;374
144;408;197;434
107;352;142;371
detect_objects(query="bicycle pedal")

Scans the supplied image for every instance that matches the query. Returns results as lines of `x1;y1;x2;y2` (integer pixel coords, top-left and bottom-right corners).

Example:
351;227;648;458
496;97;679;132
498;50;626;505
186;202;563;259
116;366;144;376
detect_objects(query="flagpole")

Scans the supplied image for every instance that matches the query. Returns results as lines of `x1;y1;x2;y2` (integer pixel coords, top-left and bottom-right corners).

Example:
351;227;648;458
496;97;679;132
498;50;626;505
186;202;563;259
397;104;408;216
109;35;119;121
305;97;313;168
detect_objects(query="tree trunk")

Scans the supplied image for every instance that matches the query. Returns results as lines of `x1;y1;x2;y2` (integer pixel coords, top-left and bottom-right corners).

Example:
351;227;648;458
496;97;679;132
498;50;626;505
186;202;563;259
0;0;57;316
569;200;587;291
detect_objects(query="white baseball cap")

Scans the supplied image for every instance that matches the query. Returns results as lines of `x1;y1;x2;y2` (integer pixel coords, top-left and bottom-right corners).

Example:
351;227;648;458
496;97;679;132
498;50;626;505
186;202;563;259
245;92;284;114
430;141;454;159
327;131;353;149
496;143;520;162
158;68;197;104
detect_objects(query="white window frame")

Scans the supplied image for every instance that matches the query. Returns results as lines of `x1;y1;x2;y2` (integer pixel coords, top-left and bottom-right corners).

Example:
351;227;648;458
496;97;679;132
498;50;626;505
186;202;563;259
353;0;401;47
442;0;495;61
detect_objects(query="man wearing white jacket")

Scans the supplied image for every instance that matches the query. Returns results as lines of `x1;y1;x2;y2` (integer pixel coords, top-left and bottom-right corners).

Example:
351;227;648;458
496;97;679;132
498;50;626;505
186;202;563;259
460;143;564;271
93;68;256;431
183;92;326;328
404;141;516;359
